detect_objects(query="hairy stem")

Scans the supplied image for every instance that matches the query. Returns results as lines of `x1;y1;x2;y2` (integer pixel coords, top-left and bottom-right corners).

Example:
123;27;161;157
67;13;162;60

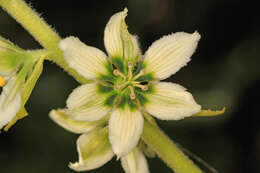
0;0;89;83
142;120;203;173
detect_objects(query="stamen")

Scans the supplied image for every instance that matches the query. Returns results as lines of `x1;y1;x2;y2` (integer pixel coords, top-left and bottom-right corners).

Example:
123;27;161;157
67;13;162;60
113;69;126;80
133;69;146;80
134;84;148;91
0;76;6;87
128;62;133;68
128;62;133;80
129;86;136;100
113;69;119;76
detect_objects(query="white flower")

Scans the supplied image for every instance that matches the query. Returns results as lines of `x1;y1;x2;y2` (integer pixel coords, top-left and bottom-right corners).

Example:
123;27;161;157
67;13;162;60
50;8;201;172
0;37;24;129
0;36;44;130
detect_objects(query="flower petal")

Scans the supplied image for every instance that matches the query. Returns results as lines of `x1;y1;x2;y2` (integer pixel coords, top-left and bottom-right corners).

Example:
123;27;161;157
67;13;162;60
145;82;201;120
144;31;201;80
121;30;140;64
49;109;107;134
59;36;108;79
4;106;28;131
0;76;22;129
109;108;144;158
121;148;149;173
104;8;140;60
69;127;114;171
104;8;128;58
66;83;111;122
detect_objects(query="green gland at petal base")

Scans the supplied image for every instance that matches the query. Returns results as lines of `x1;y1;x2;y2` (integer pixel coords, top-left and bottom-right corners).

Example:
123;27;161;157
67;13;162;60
97;57;154;111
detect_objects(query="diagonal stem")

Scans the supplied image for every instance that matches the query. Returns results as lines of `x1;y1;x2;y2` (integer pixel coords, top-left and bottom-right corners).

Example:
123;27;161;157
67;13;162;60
0;0;90;84
142;120;203;173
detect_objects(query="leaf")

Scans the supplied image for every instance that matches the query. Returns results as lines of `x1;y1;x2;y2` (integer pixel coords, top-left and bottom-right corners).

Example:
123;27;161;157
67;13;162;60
193;107;226;117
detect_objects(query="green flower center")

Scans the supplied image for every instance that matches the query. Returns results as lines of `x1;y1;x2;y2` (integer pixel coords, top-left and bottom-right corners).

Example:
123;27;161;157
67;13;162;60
113;61;148;98
98;57;154;110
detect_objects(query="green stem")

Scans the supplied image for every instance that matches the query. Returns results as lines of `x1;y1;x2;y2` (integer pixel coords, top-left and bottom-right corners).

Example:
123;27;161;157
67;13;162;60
142;120;203;173
0;0;90;83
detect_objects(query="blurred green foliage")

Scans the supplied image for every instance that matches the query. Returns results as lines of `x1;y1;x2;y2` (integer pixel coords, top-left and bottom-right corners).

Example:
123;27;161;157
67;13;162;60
1;0;259;173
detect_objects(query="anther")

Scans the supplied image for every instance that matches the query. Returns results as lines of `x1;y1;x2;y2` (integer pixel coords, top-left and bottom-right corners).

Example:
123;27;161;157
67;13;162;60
129;86;136;100
114;85;119;90
113;69;126;80
141;85;148;91
130;93;136;100
0;76;6;87
134;84;148;91
128;62;133;68
113;69;119;76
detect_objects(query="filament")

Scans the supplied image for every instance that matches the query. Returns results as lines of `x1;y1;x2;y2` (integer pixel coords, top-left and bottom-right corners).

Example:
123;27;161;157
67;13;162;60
133;69;146;80
113;69;126;80
128;62;133;80
134;84;148;91
129;86;136;100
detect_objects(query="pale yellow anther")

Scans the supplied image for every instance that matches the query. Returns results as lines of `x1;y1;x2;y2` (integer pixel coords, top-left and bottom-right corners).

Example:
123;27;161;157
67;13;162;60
141;85;148;91
128;62;133;68
141;69;146;74
113;69;126;80
0;76;6;87
113;69;119;76
114;85;119;91
129;86;136;100
134;84;148;91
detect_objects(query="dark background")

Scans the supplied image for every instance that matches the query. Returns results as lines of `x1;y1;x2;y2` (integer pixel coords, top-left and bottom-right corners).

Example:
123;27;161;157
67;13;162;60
0;0;259;173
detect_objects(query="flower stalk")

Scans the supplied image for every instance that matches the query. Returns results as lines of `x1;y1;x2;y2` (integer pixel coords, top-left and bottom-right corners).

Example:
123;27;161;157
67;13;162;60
142;120;203;173
0;0;90;84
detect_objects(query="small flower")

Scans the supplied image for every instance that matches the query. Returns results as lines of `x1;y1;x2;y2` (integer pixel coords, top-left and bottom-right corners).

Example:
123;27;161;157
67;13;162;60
50;8;202;172
0;36;45;130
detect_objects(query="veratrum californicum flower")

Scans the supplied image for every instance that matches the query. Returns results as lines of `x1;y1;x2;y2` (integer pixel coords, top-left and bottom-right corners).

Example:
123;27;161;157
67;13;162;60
50;8;201;173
